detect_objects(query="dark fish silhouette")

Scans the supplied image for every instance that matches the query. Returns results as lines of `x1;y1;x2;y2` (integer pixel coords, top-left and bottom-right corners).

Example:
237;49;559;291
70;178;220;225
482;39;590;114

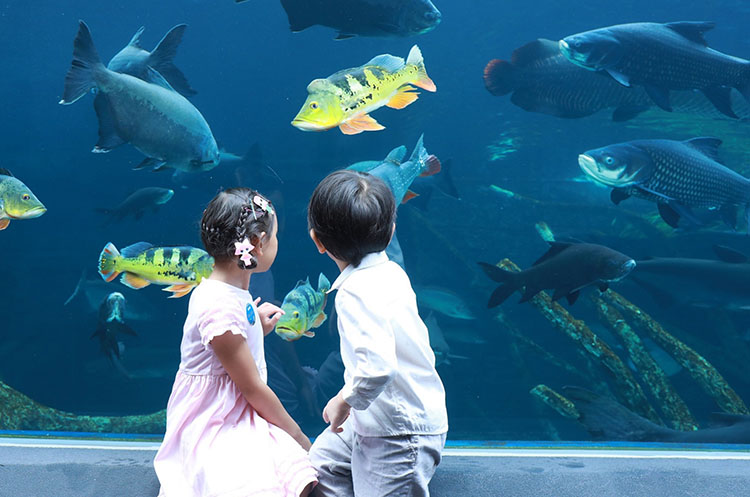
91;292;137;360
96;187;174;223
565;386;750;444
579;138;750;229
484;38;750;121
559;22;750;118
107;25;196;97
236;0;440;40
478;241;636;307
630;245;750;311
484;39;651;121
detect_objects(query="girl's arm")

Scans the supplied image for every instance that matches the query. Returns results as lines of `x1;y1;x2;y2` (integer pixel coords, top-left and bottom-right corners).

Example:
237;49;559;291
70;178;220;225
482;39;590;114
211;331;311;451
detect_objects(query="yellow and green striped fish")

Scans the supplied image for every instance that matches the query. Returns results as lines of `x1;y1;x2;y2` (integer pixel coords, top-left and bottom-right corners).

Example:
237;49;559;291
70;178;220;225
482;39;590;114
291;45;436;135
98;242;214;298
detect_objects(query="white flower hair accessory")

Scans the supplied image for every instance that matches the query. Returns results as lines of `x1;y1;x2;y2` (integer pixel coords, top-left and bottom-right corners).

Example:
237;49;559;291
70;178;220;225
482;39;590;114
234;238;255;266
252;195;273;217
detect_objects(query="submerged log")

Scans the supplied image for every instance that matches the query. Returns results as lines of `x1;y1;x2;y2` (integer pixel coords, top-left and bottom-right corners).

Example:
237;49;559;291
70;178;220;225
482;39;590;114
0;380;165;434
604;291;749;415
530;384;580;420
496;259;660;424
592;295;697;431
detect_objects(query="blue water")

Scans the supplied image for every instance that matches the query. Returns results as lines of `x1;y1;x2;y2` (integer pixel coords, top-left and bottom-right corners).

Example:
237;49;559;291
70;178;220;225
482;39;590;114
2;1;750;442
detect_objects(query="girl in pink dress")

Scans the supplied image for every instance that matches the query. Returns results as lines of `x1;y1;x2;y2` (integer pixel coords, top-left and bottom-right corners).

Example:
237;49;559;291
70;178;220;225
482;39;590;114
154;187;317;497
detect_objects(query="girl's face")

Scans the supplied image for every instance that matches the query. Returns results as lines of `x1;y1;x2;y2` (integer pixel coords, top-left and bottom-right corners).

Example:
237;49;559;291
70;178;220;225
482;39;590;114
253;215;278;272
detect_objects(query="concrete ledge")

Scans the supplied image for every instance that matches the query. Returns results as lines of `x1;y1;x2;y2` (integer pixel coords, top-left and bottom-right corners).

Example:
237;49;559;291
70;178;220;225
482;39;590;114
1;438;750;497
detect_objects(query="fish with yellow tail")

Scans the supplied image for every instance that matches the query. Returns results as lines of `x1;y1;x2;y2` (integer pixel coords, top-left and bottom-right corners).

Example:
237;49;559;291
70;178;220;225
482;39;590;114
275;273;331;341
291;45;436;135
0;168;46;231
98;242;214;298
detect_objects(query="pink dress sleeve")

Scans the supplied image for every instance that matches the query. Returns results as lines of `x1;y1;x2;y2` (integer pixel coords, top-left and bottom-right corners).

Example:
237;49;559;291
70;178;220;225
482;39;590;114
197;294;248;348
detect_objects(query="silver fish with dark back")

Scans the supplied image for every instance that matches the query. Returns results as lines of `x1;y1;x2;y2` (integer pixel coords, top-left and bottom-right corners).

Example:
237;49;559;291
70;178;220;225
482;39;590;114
579;138;750;229
559;22;750;118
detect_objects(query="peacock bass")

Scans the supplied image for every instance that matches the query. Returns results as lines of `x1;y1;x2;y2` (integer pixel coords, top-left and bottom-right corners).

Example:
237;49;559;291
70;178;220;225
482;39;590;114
98;242;214;298
291;45;435;135
275;273;331;341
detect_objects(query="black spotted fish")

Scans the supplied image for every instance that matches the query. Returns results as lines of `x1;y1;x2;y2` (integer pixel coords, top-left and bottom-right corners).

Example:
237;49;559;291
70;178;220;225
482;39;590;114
559;22;750;118
98;242;214;298
579;138;750;229
291;45;435;135
60;21;220;173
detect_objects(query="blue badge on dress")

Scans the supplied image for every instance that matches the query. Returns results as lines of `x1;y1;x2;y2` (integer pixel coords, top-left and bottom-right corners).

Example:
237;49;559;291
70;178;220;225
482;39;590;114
246;303;256;325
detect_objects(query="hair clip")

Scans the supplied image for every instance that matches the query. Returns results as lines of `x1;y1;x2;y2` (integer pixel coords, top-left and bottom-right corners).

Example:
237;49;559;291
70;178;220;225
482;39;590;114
234;238;255;266
253;195;272;214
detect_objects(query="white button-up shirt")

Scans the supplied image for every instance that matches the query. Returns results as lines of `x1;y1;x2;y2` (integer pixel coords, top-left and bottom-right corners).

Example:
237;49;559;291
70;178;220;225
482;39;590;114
330;251;449;437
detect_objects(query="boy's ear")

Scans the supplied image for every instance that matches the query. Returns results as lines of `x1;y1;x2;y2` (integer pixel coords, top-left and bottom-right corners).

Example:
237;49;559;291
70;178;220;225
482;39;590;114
309;229;326;254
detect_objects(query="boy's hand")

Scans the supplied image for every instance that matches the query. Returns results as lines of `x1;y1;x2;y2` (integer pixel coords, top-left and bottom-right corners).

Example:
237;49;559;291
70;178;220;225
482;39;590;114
323;391;351;433
255;298;284;336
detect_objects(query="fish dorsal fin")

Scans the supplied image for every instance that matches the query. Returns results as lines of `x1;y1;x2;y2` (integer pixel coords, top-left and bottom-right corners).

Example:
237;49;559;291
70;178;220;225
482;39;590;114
365;54;405;73
684;137;722;161
348;160;380;173
145;67;178;92
294;278;307;289
120;241;154;258
0;168;13;177
307;78;333;93
128;26;146;48
385;146;408;165
712;244;748;263
511;39;561;67
664;21;715;46
532;241;572;267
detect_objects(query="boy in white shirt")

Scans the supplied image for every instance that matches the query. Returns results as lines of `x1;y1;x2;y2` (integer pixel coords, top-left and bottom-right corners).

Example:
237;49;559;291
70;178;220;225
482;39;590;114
307;169;448;497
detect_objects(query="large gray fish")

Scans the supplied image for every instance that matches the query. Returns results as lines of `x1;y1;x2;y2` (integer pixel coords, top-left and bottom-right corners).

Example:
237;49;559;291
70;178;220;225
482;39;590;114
95;186;174;223
559;22;750;118
479;242;636;307
629;245;750;311
107;25;195;97
484;38;750;121
91;292;137;360
579;138;750;229
236;0;441;40
60;21;220;173
565;386;750;444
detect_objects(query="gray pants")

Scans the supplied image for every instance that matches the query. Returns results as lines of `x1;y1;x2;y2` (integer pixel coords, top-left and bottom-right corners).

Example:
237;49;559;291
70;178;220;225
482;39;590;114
310;419;446;497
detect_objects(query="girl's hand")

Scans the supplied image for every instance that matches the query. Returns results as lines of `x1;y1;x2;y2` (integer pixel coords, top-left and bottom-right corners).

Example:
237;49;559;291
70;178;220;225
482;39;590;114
255;298;284;336
322;391;351;433
294;431;313;451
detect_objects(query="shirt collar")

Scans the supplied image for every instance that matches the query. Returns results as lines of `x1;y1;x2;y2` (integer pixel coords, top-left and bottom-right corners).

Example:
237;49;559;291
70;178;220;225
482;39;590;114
328;251;389;293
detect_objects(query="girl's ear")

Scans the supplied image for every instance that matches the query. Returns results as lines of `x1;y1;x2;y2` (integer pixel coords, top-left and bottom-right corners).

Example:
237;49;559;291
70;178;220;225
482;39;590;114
253;232;267;254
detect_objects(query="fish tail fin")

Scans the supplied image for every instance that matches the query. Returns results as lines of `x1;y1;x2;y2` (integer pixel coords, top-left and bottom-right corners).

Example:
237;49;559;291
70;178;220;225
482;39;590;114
477;262;520;307
64;268;88;306
148;24;197;96
406;45;436;92
98;242;121;282
318;272;331;293
483;59;516;96
60;21;104;105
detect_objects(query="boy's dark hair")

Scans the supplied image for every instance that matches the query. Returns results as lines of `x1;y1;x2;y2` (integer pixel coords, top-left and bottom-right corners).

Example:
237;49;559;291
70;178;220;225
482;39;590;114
201;187;274;270
308;170;396;267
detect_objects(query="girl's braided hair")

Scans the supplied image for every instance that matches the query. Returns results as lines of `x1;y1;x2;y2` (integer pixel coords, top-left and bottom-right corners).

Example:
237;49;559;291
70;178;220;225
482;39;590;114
201;187;275;270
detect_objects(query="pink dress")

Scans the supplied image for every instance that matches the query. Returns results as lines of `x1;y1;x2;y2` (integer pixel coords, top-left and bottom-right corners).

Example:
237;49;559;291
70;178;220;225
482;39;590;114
154;279;317;497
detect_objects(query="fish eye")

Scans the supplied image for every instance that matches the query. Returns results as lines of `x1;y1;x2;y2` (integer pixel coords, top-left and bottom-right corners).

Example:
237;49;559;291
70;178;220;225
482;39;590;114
293;311;299;317
310;102;319;110
604;156;615;166
22;194;30;201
